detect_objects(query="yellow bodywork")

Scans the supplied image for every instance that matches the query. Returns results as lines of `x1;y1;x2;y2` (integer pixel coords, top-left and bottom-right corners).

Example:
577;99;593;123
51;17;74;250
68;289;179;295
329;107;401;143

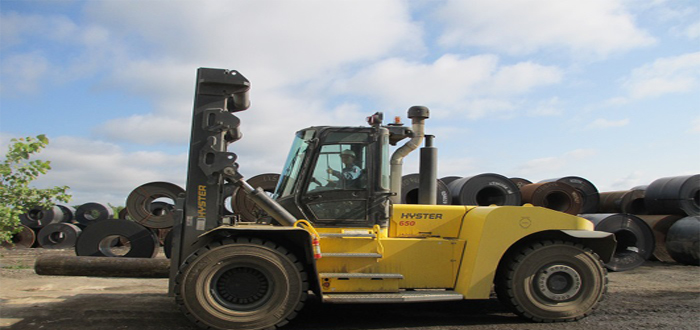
315;204;594;298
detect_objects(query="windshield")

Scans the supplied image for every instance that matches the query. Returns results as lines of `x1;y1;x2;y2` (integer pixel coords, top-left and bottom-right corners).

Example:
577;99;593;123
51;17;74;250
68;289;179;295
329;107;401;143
273;129;315;198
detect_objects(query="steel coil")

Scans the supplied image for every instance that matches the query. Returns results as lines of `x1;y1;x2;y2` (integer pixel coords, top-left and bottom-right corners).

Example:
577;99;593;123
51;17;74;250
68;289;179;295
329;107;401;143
163;229;173;259
519;182;582;215
19;206;64;229
448;173;520;206
439;176;462;187
75;202;114;226
56;205;76;223
126;182;184;228
400;174;451;205
645;175;700;216
540;176;599;214
598;189;648;215
579;213;655;271
231;173;280;222
637;215;683;263
1;225;36;248
509;177;532;189
37;223;82;249
665;216;700;265
75;219;159;258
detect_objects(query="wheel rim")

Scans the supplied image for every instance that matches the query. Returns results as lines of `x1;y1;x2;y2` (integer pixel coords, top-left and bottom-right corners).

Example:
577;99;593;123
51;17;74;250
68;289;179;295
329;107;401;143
211;264;274;311
535;264;582;302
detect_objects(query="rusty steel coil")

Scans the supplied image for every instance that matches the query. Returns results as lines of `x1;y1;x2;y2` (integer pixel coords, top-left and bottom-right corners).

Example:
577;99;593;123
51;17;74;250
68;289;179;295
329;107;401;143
231;173;280;222
1;225;36;248
75;219;159;258
579;213;655;272
401;174;451;205
519;182;582;215
598;189;648;215
19;206;64;229
665;216;700;265
75;202;114;226
448;173;521;206
37;223;82;249
637;215;683;263
645;175;700;216
126;182;184;229
540;176;599;214
509;177;532;189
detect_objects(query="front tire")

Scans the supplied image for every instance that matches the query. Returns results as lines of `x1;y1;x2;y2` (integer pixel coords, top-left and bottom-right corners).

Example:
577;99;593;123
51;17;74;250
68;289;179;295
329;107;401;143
495;240;607;322
175;237;308;330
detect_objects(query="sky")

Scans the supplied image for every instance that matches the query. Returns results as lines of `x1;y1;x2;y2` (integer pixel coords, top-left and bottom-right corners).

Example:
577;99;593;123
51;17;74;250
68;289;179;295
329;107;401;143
0;0;698;207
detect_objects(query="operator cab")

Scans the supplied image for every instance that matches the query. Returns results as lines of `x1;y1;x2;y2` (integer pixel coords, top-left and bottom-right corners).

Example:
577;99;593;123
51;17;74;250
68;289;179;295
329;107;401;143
273;125;393;227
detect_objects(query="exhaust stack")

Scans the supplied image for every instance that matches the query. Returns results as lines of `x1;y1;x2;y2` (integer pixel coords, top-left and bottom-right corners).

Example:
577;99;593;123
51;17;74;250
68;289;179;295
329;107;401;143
390;106;429;204
418;135;437;205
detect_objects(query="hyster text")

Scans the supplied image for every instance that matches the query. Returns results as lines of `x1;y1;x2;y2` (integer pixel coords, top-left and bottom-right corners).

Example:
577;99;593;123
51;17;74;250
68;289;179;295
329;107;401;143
400;213;443;220
197;185;206;217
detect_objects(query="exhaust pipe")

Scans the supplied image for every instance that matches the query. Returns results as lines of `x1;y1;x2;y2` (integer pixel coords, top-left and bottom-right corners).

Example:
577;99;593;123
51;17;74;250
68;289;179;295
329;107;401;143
418;135;437;205
390;106;430;204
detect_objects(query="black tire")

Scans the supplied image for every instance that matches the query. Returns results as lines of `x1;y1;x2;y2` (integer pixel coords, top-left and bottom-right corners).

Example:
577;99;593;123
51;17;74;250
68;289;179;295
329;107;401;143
175;237;308;330
495;240;607;322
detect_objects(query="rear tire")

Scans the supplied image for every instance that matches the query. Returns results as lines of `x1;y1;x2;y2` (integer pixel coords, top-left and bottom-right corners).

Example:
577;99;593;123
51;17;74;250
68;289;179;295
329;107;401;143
175;237;308;330
495;240;607;322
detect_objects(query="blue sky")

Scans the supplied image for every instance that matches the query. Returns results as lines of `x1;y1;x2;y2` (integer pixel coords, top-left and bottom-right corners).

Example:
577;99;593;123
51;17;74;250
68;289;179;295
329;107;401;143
1;0;698;206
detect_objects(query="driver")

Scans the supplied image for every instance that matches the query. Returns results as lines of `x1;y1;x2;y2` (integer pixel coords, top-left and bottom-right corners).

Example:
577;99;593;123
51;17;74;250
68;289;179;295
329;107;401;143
327;149;361;188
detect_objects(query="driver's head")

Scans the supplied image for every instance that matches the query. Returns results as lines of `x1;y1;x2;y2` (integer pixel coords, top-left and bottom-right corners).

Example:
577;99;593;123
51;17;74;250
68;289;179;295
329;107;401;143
340;149;355;164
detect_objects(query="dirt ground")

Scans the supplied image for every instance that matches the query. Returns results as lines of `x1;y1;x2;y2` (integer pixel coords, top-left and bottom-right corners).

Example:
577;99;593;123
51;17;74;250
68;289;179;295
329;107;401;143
1;248;699;330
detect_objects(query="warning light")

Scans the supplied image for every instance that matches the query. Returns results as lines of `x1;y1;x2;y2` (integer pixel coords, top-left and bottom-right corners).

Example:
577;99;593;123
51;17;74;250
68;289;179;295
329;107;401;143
366;112;383;127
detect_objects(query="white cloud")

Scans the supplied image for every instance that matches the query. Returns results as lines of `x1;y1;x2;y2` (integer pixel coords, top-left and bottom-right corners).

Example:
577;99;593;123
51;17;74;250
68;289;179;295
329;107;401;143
30;136;187;206
691;117;700;134
686;21;700;39
607;171;646;191
587;118;630;129
84;0;423;86
434;0;655;57
73;0;423;145
0;11;125;95
0;11;78;48
333;54;562;118
514;149;598;177
621;51;700;99
0;51;50;94
528;97;563;116
96;113;192;145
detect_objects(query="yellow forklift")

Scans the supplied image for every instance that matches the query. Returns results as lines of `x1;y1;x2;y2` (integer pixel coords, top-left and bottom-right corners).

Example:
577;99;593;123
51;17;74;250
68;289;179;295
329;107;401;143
169;68;615;330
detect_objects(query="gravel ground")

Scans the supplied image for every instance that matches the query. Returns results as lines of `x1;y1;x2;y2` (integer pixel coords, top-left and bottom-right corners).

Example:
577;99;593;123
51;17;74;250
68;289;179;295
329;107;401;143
1;248;698;330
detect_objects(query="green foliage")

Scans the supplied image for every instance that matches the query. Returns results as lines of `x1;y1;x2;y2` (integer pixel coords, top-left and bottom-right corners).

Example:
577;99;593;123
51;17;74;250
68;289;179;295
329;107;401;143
109;203;125;219
0;135;71;243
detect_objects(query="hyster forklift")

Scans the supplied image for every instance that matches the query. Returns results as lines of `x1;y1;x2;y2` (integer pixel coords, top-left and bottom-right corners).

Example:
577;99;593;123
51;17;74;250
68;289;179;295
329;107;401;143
169;68;616;330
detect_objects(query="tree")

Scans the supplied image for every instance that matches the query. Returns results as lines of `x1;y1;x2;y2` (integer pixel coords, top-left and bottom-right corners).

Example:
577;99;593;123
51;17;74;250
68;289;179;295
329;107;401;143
0;135;71;243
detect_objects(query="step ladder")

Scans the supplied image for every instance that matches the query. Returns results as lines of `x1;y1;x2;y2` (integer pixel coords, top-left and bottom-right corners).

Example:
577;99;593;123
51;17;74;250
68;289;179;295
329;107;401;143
322;290;464;303
317;231;397;292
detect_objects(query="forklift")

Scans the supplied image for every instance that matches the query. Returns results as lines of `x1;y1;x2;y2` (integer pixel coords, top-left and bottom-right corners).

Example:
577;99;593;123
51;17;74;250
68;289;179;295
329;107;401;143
168;68;616;330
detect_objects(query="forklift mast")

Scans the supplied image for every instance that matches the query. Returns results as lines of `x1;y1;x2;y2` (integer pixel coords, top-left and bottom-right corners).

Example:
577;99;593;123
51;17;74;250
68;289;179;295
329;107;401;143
169;68;299;282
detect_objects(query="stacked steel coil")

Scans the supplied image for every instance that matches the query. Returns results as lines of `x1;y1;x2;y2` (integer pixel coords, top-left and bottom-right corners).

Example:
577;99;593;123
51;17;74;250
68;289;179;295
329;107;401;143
5;173;699;270
438;173;699;270
592;175;700;268
401;174;451;205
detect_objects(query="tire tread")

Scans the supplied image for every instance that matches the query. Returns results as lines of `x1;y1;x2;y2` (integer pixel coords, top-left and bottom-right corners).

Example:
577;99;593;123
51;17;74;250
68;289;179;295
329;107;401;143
494;240;608;323
174;237;308;330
